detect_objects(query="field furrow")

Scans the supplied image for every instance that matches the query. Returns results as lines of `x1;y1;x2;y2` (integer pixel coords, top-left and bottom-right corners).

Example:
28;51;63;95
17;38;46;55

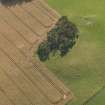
34;0;60;19
31;0;56;21
0;67;31;105
0;50;53;105
22;1;53;27
0;6;39;43
0;33;63;103
0;88;14;105
0;1;71;105
10;5;48;35
33;61;71;95
0;19;30;49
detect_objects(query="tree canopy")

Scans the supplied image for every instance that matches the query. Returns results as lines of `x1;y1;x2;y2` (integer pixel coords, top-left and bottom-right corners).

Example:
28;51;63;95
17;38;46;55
37;16;79;61
0;0;31;6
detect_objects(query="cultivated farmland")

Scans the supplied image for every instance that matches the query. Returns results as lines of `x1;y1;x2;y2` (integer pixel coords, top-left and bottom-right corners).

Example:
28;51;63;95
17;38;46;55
0;0;72;105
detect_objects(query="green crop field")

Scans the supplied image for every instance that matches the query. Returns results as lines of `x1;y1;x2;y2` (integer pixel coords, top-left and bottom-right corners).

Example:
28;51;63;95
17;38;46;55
46;0;105;105
86;87;105;105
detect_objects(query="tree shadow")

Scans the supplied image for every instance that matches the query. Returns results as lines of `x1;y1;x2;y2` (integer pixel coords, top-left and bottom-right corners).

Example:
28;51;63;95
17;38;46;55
0;0;32;7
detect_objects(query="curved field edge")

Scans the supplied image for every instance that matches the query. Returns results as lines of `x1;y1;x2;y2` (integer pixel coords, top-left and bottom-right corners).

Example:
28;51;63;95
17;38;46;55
45;0;105;105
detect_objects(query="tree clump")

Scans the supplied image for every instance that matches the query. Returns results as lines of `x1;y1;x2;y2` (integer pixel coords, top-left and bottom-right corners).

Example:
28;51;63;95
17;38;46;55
0;0;31;6
37;16;79;61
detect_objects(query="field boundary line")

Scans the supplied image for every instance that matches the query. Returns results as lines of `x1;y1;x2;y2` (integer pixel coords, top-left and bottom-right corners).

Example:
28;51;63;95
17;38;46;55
83;86;105;105
0;32;65;104
35;0;60;18
0;46;54;104
31;0;56;21
0;31;64;96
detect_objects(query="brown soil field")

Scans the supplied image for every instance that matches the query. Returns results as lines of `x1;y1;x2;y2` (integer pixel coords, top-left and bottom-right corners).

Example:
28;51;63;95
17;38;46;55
0;0;72;105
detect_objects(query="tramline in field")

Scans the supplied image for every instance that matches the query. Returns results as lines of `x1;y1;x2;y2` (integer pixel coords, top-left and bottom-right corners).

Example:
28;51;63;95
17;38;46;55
0;0;72;105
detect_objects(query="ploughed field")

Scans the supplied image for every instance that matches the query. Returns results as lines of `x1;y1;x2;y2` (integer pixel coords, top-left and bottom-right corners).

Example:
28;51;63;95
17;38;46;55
0;0;72;105
47;0;105;105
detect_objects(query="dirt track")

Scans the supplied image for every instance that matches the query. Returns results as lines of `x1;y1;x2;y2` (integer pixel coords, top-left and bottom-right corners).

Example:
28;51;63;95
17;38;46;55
0;0;72;105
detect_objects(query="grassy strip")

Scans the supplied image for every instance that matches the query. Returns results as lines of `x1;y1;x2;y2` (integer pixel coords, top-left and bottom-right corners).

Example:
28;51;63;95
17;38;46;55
83;86;105;105
46;0;105;105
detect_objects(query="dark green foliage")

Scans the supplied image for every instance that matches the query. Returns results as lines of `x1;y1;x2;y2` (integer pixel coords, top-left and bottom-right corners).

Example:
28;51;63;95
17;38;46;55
0;0;31;6
37;41;50;61
37;16;79;61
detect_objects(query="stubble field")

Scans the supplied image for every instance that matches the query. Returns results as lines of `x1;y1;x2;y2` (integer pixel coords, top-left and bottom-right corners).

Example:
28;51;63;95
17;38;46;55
0;0;72;105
